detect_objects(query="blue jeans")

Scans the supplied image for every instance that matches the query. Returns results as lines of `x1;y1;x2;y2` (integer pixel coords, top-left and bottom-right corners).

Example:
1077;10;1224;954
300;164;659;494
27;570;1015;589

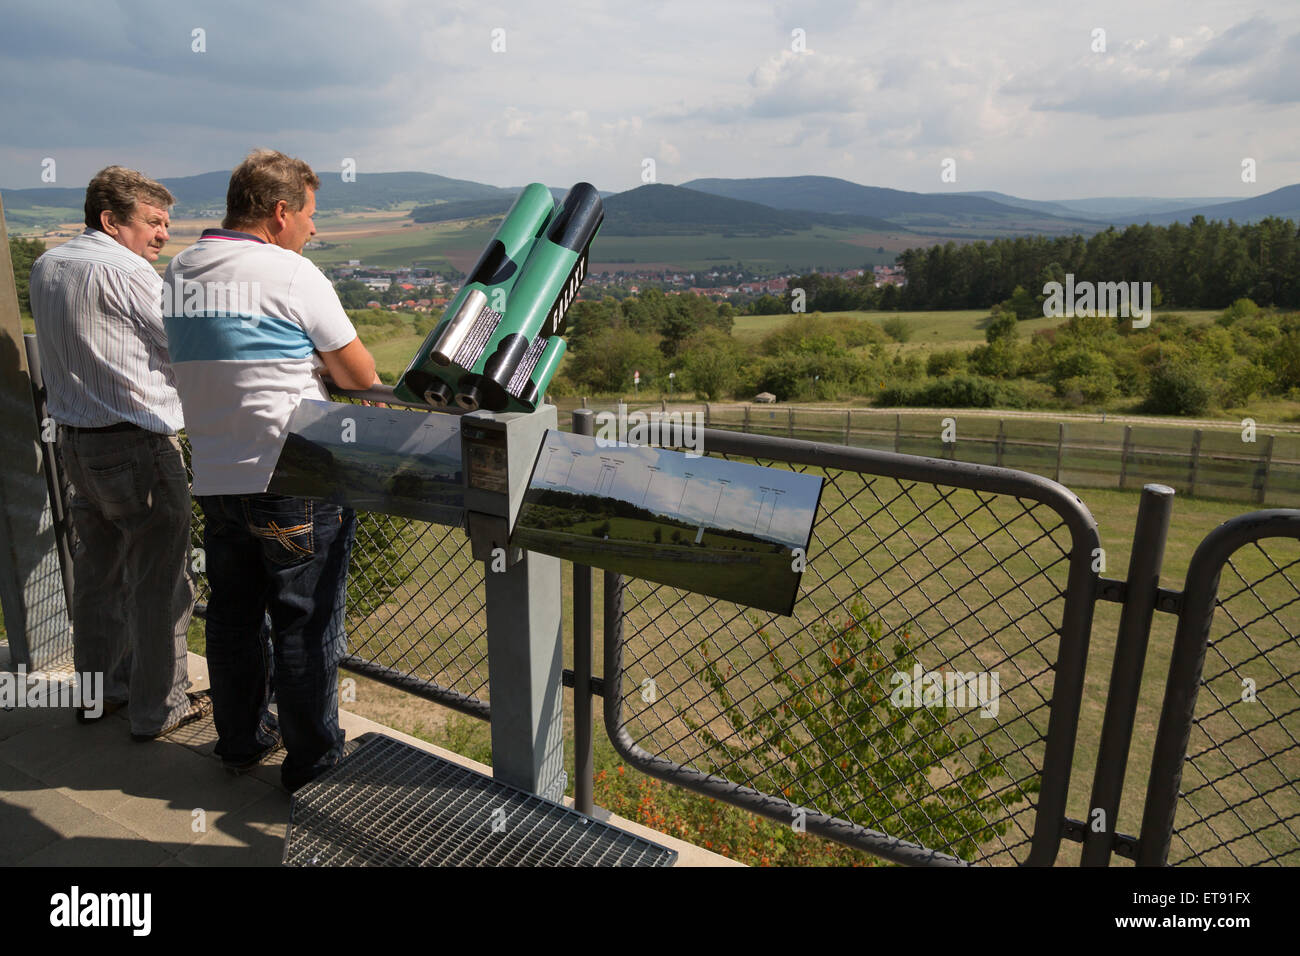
198;493;355;791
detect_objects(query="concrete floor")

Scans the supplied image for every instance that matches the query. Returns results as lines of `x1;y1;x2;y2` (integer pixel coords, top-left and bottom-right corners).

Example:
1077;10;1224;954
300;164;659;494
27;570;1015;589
0;653;738;867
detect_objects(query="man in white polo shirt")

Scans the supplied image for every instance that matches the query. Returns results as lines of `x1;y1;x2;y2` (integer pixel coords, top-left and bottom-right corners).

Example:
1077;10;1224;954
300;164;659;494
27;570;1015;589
165;149;376;790
29;166;209;739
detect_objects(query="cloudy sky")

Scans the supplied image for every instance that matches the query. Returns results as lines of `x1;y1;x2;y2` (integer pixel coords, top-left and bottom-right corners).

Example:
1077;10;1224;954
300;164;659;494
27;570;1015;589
1;0;1296;199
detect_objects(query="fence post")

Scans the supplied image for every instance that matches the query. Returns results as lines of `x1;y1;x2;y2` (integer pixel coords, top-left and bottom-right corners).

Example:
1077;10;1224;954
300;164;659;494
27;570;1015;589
894;413;902;453
1187;429;1202;498
703;402;710;426
1055;423;1065;483
582;396;587;408
996;419;1005;468
743;403;750;433
1081;484;1175;866
571;409;596;815
1119;425;1133;490
843;409;851;446
1257;434;1274;504
788;407;795;438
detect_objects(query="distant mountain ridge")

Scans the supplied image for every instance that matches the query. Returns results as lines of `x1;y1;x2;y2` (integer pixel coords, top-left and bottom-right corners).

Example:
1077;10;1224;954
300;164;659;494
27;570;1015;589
683;175;1035;217
411;183;904;235
598;184;901;235
0;170;513;217
1111;184;1300;225
680;175;1103;237
956;190;1250;220
5;170;1298;238
681;175;1298;228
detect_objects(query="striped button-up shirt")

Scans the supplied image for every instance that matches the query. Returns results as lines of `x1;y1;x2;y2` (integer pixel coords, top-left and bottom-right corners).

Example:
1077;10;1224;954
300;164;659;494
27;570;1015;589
30;229;184;432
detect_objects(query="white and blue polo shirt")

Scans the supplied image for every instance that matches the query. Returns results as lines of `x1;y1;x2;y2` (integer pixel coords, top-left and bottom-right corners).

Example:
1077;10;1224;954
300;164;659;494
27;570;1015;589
163;229;357;496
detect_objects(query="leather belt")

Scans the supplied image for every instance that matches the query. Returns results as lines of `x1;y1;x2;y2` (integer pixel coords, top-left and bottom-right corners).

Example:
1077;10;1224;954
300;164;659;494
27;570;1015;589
63;421;144;434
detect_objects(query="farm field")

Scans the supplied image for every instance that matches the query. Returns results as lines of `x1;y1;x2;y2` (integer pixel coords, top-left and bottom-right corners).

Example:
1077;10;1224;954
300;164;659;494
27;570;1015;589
303;221;919;274
588;226;911;272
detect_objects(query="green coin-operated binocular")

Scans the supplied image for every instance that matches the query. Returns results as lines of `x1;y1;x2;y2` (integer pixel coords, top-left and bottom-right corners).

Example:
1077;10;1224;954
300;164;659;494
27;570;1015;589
394;182;603;414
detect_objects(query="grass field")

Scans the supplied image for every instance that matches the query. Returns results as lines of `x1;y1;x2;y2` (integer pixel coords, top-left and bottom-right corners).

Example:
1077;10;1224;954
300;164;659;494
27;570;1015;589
367;331;427;382
589;226;909;272
307;218;498;271
729;308;1223;353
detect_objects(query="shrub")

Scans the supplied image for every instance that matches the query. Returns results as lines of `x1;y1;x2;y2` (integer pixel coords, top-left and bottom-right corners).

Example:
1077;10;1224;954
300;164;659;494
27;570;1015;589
684;600;1035;860
985;310;1020;343
880;316;911;343
1219;297;1260;325
1050;348;1117;403
968;339;1019;378
1144;361;1212;415
754;361;803;402
682;328;741;400
566;326;662;393
1001;285;1039;321
761;314;885;357
1220;361;1274;408
878;374;1028;409
1057;373;1115;405
925;349;966;377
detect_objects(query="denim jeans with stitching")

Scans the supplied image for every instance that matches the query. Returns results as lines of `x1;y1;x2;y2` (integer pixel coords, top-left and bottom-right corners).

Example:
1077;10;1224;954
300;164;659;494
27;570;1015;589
198;493;354;791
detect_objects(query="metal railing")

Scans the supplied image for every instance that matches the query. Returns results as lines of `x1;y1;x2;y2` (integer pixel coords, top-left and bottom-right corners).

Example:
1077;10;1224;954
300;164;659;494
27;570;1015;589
598;426;1101;866
1138;510;1300;866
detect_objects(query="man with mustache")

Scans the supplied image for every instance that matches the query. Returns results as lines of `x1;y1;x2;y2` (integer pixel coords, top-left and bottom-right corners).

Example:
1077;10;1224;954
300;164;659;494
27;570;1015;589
29;166;209;739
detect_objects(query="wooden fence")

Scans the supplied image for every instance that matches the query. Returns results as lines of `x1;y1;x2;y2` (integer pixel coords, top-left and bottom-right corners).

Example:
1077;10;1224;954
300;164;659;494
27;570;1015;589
556;399;1300;507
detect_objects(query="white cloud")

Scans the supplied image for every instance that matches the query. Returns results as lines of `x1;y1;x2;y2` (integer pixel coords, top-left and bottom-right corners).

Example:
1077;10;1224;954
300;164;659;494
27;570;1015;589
1;1;1298;198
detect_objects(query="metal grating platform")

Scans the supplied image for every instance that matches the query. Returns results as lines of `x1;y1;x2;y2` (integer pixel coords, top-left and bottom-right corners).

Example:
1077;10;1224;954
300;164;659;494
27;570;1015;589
283;734;678;867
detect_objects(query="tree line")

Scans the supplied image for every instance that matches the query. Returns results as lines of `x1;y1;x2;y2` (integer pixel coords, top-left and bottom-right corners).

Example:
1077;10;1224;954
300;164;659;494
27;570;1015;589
893;216;1300;312
763;217;1300;315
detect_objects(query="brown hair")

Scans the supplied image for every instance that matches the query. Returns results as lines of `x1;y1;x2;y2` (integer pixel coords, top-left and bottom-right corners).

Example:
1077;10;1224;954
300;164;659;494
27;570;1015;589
223;149;321;229
83;166;174;230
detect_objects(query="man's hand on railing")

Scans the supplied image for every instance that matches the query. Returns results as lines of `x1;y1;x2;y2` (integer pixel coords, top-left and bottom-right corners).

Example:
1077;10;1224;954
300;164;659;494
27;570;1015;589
359;375;389;408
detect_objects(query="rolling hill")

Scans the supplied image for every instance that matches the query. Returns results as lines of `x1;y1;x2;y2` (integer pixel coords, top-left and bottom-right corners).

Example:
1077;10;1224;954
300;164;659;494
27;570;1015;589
955;191;1241;220
0;170;514;225
598;184;902;235
1112;184;1300;226
680;175;1100;236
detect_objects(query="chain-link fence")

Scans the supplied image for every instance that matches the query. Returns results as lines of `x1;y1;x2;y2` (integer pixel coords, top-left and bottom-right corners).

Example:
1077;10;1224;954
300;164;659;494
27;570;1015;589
1139;511;1300;866
602;427;1100;866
